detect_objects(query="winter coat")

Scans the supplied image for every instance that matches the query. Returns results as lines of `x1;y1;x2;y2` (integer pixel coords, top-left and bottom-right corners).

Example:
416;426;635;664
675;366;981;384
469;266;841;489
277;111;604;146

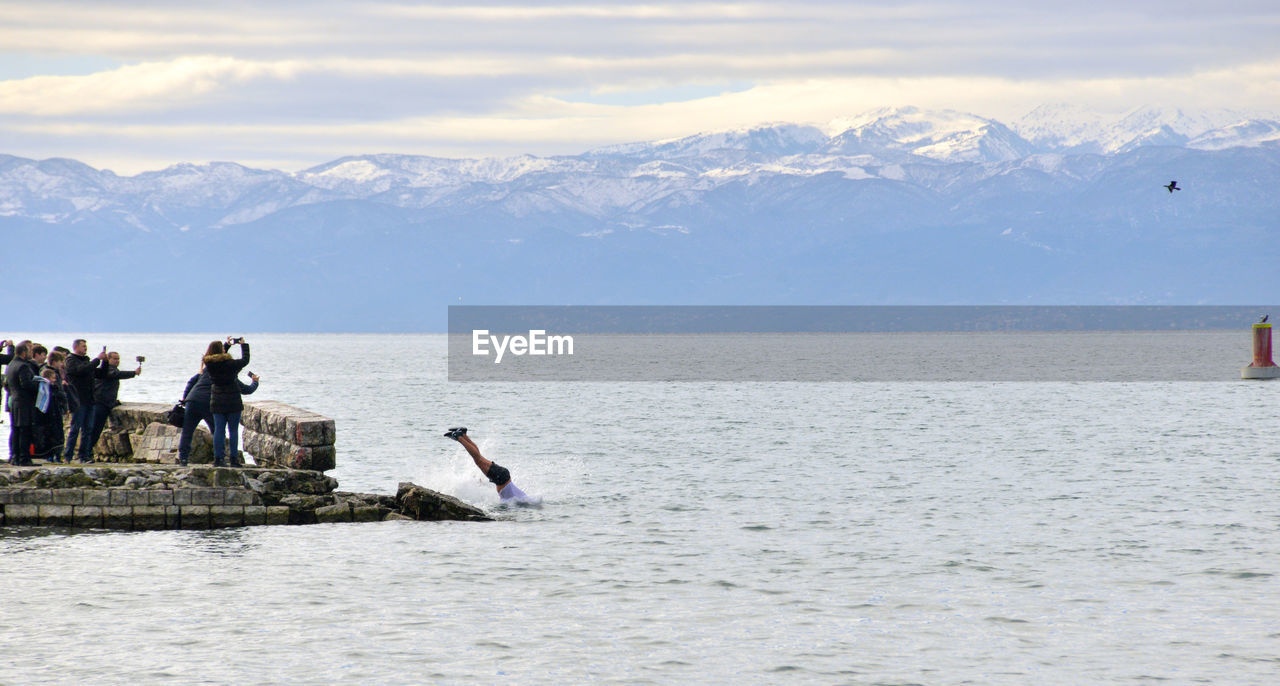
204;343;250;414
92;363;137;407
4;358;40;426
183;371;213;406
64;353;100;411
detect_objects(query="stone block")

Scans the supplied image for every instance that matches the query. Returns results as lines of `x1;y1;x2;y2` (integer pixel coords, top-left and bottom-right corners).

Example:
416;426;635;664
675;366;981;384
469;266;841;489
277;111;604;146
243;505;267;526
165;506;182;527
173;489;193;505
191;489;224;505
73;506;104;528
109;489;150;506
132;506;168;530
265;506;290;526
352;505;387;523
93;430;133;460
82;489;111;506
103;506;134;530
15;489;53;505
52;489;84;506
180;505;210;530
242;401;336;447
242;430;336;472
108;403;171;435
148;490;175;505
209;505;245;529
210;469;247;488
5;504;40;525
38;505;75;526
131;422;183;464
0;491;17;505
223;489;261;506
314;502;352;523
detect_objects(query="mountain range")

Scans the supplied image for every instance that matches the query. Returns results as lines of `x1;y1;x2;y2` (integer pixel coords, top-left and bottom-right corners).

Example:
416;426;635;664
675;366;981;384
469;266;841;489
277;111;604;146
3;105;1278;331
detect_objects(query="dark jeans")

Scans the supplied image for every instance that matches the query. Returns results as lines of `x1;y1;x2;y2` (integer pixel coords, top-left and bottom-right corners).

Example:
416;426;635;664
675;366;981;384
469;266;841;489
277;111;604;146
84;404;112;460
64;403;93;460
178;401;214;465
212;411;241;466
8;421;33;466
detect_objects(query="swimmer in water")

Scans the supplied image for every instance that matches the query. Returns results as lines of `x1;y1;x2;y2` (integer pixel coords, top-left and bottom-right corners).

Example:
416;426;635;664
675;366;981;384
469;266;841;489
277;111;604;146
444;427;535;503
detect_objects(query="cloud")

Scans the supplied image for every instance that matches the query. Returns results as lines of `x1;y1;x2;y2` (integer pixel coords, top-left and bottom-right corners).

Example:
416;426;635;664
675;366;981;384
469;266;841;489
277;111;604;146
1;0;1278;170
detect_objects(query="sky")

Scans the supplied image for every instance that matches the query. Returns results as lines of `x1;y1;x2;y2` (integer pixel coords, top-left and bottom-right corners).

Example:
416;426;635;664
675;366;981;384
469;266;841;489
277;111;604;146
2;0;1279;174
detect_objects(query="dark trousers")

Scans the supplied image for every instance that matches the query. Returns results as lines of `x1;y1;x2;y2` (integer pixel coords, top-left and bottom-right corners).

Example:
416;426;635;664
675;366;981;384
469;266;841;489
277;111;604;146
212;411;241;466
8;421;33;466
178;400;214;465
84;404;112;460
34;412;64;460
64;404;93;460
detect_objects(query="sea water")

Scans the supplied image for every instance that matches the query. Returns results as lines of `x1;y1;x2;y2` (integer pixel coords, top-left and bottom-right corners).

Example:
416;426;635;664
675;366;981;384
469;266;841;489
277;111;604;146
2;333;1278;684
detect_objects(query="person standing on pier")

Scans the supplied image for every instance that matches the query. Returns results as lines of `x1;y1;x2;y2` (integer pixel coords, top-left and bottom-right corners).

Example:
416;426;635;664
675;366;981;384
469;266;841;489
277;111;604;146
5;341;40;466
205;338;250;467
85;351;142;461
63;339;105;462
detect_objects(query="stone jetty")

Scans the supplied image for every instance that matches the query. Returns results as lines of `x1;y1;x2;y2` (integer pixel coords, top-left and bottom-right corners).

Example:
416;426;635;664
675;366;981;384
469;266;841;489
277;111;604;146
0;401;489;530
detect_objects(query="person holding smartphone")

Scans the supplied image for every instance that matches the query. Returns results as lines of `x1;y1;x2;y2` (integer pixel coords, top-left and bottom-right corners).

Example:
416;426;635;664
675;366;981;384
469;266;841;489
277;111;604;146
204;337;250;467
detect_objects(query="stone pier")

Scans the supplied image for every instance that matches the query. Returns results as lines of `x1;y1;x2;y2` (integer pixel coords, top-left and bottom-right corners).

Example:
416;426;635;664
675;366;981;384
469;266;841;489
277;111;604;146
0;465;489;529
2;400;491;530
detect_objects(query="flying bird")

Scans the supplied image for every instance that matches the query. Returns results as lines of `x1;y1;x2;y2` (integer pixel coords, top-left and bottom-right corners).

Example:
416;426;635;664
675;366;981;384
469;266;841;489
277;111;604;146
1262;314;1270;323
1164;181;1181;193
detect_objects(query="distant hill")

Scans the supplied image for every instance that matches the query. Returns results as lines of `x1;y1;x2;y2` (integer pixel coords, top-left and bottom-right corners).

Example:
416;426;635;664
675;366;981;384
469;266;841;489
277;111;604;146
3;105;1278;332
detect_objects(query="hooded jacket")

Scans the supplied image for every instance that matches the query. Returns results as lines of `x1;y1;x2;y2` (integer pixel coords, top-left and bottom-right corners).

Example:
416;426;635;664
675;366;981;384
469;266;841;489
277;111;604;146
204;343;250;414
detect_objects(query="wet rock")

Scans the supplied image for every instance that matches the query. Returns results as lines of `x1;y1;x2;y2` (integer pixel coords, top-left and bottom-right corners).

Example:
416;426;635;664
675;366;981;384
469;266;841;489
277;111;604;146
395;482;491;522
123;476;148;489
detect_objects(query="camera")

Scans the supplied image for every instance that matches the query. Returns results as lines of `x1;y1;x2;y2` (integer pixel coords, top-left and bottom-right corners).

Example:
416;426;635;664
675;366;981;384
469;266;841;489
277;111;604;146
136;356;146;363
230;337;245;344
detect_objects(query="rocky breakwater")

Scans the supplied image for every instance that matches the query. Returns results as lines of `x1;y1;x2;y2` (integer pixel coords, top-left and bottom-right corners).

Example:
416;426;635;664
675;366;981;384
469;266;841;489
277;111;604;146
0;465;490;530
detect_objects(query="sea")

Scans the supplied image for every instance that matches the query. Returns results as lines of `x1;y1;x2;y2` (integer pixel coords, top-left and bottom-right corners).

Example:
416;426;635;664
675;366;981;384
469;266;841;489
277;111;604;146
2;333;1278;685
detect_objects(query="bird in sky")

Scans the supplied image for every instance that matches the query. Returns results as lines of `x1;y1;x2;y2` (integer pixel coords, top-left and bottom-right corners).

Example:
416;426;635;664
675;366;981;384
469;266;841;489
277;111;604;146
1164;181;1181;193
1261;314;1270;323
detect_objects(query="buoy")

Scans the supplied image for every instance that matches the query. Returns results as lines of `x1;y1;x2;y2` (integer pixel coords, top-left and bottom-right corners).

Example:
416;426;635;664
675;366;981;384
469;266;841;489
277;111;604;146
1241;323;1280;379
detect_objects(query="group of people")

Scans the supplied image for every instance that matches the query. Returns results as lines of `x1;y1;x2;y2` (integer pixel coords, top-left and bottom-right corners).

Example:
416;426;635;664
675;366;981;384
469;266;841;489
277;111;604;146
2;336;257;468
2;338;141;465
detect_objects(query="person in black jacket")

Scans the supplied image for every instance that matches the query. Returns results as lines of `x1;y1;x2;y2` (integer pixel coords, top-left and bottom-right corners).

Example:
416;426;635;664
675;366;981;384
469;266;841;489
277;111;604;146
5;341;40;466
85;351;142;461
203;338;250;467
177;360;259;467
64;339;105;462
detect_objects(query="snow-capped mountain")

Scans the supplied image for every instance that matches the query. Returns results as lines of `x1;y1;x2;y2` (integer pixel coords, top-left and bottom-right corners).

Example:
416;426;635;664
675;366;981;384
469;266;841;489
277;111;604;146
4;105;1278;330
824;107;1037;163
1014;104;1274;154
